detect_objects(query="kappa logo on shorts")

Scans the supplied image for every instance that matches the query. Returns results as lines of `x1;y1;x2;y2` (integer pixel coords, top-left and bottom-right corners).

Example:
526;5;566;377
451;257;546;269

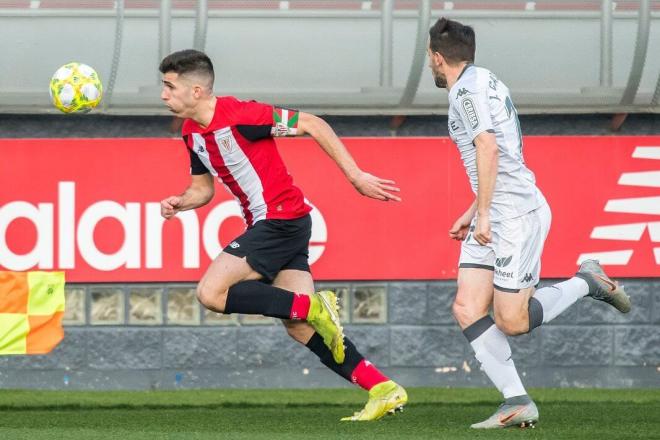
495;256;513;268
229;241;240;249
522;273;534;283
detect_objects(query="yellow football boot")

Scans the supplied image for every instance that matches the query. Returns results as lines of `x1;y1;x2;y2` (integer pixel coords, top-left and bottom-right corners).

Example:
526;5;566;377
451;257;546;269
341;381;408;421
307;290;345;364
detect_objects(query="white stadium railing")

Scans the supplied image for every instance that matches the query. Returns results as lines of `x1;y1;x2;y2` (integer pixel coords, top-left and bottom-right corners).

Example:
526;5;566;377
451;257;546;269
0;0;658;114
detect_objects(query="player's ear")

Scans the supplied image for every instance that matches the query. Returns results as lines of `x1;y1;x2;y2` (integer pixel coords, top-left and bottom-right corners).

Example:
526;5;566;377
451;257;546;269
434;51;445;67
428;49;441;67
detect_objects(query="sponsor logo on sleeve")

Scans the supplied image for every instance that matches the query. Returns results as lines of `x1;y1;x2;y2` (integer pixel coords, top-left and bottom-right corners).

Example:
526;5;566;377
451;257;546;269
461;98;480;130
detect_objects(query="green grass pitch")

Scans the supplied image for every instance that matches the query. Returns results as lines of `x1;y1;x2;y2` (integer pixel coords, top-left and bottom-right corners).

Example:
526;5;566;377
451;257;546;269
0;388;658;439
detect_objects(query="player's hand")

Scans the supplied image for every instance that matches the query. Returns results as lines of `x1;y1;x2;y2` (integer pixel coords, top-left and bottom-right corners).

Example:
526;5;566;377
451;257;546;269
474;215;492;245
449;215;472;241
352;171;401;202
161;196;182;219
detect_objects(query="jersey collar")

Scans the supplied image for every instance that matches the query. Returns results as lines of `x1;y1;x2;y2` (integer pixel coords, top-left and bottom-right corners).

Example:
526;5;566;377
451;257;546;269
456;63;474;82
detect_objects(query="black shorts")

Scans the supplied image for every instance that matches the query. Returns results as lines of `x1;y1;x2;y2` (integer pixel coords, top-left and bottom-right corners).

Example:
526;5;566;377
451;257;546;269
223;214;312;282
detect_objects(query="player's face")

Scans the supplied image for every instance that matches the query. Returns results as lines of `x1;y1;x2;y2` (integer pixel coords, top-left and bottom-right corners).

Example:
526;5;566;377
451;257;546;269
427;47;448;89
160;72;196;117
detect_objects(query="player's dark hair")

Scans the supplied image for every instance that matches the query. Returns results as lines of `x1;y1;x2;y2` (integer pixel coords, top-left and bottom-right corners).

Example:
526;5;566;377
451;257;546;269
429;18;475;64
159;49;215;87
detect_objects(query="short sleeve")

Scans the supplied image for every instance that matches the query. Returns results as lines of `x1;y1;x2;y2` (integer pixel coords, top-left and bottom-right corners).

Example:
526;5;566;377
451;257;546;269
189;148;208;175
457;88;493;141
234;100;300;141
182;134;209;175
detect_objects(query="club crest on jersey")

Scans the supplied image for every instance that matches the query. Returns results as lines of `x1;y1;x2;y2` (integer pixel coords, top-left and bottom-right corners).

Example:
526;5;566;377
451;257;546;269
218;135;234;153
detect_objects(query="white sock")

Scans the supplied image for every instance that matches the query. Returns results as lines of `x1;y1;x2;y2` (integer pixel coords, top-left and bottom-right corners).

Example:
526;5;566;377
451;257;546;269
533;277;588;323
469;323;527;399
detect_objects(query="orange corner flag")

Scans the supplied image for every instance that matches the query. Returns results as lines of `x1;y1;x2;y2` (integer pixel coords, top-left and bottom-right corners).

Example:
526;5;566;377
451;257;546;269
0;271;65;355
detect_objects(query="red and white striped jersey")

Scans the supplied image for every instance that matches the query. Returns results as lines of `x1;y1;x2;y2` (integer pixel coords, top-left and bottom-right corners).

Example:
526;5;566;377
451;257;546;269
182;96;311;227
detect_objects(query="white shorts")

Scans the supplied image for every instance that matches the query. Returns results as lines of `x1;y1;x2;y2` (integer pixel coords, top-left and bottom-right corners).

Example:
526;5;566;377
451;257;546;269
458;202;552;292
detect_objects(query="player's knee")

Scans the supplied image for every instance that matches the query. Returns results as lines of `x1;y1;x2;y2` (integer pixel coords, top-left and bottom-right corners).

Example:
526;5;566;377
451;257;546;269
452;299;469;326
452;296;485;328
195;281;228;313
282;320;312;344
494;314;528;336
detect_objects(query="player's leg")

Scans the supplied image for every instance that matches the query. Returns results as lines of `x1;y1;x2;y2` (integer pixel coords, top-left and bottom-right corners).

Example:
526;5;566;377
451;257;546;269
493;202;582;334
196;251;311;319
273;269;406;422
457;221;536;429
493;203;629;337
495;266;630;335
274;271;393;386
456;269;529;402
461;277;538;429
196;216;345;362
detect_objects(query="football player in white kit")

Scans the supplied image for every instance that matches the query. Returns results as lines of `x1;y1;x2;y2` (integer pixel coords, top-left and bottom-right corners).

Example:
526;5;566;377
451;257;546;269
427;18;631;429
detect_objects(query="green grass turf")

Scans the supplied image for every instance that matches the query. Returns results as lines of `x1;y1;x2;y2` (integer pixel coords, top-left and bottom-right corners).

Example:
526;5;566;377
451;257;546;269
0;388;658;439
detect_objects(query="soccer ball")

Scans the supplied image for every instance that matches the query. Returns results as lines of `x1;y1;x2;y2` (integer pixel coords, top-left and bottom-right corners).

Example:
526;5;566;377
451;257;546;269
49;62;103;113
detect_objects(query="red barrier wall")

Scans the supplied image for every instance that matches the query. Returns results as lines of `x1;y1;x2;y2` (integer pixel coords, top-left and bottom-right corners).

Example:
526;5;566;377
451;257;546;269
1;136;658;281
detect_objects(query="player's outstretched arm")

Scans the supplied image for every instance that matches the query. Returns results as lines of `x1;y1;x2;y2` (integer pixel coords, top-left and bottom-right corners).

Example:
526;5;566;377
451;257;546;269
296;112;401;202
160;173;215;219
474;131;498;245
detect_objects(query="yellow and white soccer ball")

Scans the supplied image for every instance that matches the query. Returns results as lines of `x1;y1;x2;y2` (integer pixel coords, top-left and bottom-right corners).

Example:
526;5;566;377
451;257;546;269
49;62;103;113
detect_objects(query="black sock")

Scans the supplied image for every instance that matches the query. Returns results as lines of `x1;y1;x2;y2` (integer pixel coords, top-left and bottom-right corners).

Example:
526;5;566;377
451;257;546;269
305;332;363;383
224;280;294;319
527;297;544;332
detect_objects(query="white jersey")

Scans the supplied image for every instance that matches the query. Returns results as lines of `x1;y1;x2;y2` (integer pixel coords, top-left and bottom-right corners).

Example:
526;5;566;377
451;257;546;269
448;65;546;221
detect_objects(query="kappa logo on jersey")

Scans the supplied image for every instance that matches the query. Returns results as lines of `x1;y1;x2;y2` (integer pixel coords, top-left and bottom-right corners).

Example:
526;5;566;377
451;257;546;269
521;273;534;283
457;88;471;97
197;145;205;153
495;255;513;268
461;98;479;130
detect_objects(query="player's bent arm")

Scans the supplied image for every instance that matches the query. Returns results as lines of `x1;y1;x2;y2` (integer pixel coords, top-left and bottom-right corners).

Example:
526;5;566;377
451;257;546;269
296;112;361;182
296;112;401;201
474;131;498;217
161;173;215;219
179;173;215;210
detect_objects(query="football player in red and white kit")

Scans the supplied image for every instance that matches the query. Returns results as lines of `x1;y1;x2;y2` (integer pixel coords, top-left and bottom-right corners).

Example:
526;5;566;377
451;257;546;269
158;49;406;421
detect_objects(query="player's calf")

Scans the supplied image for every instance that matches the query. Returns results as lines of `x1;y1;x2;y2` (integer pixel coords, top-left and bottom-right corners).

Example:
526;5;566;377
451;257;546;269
494;315;530;336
